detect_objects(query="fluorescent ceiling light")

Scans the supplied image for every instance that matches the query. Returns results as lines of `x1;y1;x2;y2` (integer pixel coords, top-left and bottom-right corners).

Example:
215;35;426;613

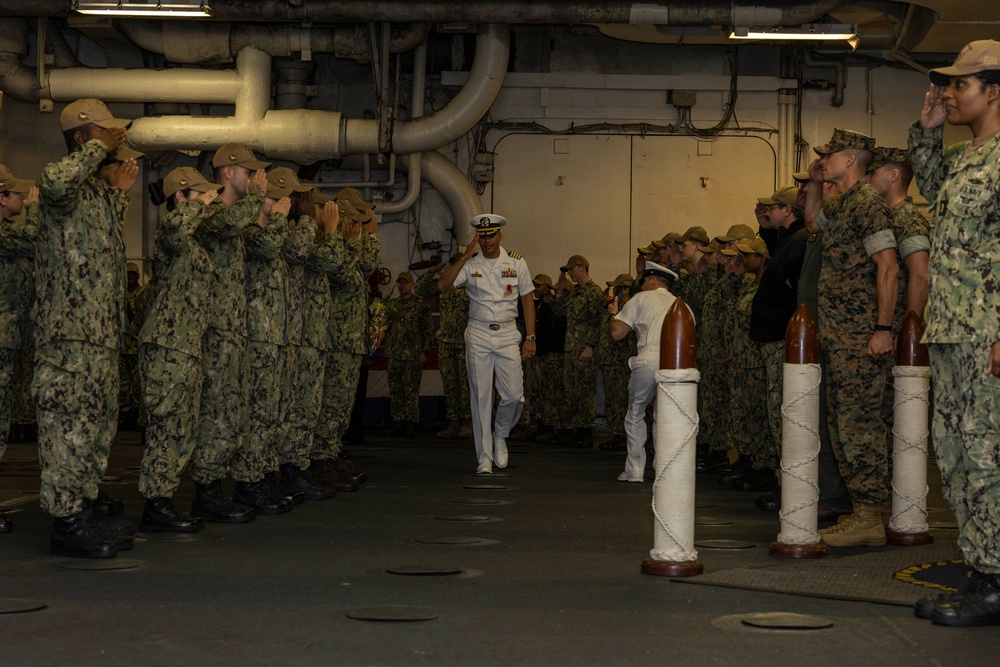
73;1;212;17
729;24;859;49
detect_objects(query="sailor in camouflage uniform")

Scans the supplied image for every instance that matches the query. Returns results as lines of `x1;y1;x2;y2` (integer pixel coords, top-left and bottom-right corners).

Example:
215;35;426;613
383;271;435;436
278;185;345;499
551;255;605;448
188;143;268;521
311;189;381;489
0;166;37;534
805;128;899;548
415;254;471;439
136;167;221;533
232;175;297;513
908;41;1000;626
34;99;136;558
597;273;635;451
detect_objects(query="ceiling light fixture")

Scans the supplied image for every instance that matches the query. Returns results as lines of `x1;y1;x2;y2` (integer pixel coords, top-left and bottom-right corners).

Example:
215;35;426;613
729;24;859;50
72;1;212;18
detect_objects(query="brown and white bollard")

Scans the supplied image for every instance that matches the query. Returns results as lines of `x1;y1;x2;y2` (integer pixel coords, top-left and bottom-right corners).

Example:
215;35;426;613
642;297;703;577
886;311;934;546
770;305;828;559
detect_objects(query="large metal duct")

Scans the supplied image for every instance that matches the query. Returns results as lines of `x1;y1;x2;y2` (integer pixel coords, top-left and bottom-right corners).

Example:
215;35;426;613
401;151;484;245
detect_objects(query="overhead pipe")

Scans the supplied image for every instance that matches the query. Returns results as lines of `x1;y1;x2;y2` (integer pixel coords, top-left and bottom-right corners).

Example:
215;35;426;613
0;18;34;102
0;0;847;25
380;38;428;215
398;152;485;246
117;20;431;65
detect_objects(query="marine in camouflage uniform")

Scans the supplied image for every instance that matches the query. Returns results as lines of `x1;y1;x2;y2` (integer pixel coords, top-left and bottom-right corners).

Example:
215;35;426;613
33;133;129;524
0;185;36;472
314;212;381;461
137;195;215;504
911;90;1000;587
118;269;142;425
384;273;435;430
597;275;635;446
188;147;266;489
550;256;605;444
415;263;470;435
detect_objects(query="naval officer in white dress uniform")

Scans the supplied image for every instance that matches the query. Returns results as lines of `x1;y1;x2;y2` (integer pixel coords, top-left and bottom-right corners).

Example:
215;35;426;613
438;215;536;474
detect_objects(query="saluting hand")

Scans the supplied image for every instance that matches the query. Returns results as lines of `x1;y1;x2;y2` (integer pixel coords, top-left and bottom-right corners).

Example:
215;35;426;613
196;189;219;216
250;169;268;193
25;186;39;206
321;200;340;232
271;196;292;218
92;126;127;154
920;83;948;131
987;341;1000;377
107;158;139;192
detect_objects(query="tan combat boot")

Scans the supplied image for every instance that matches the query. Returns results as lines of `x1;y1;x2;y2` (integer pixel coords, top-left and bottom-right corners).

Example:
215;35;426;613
881;499;893;529
436;420;462;439
458;422;474;438
818;502;886;547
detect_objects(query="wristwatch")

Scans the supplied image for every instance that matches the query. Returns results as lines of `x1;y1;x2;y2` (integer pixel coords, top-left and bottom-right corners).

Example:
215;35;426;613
525;335;537;342
874;324;891;332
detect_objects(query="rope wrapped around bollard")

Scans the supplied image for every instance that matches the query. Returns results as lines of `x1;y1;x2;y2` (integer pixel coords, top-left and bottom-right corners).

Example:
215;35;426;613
887;311;933;546
642;297;703;577
770;305;828;559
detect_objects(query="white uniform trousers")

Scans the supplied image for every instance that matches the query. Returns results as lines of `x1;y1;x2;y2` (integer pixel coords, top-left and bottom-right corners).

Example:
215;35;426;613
465;319;524;464
623;356;659;480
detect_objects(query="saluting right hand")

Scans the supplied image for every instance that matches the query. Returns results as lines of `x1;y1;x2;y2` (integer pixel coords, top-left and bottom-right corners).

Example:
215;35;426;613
250;169;268;193
920;83;948;131
321;200;340;232
92;126;127;154
196;189;219;216
25;186;39;206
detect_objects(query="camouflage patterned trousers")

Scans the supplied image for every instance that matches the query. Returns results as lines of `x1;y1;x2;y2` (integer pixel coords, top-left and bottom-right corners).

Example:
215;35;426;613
314;350;362;460
280;345;325;470
600;362;630;438
698;356;730;455
823;347;893;505
524;354;544;422
138;344;203;499
540;354;568;428
563;350;596;429
190;329;247;486
929;343;1000;573
730;365;774;470
0;347;18;462
33;341;119;517
758;340;785;470
440;342;470;422
118;352;139;416
232;340;286;482
387;354;422;423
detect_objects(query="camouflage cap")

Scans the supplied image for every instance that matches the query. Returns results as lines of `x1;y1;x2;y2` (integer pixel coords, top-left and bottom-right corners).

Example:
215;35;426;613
267;167;312;195
757;185;799;208
867;147;911;173
60;98;131;132
560;254;589;272
336;187;373;212
679;226;710;245
606;272;634;287
532;273;554;288
652;231;682;248
470;214;506;236
930;40;1000;86
396;271;414;284
715;223;757;243
0;164;34;194
212;143;270;170
813;128;876;156
163;167;221;197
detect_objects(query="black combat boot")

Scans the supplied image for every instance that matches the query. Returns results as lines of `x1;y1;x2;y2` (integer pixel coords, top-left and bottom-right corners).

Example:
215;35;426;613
87;500;136;551
91;490;124;515
264;471;305;506
233;480;292;515
309;459;360;492
141;497;204;533
50;510;117;559
279;463;337;501
192;480;255;523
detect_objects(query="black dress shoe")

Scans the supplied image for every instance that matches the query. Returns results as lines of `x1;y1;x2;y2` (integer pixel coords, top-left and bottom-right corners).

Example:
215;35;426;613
735;467;777;492
931;573;1000;626
141;497;204;533
0;512;11;533
696;451;729;474
92;490;124;516
192;480;256;523
233;481;292;515
755;492;781;512
280;464;336;501
50;510;117;559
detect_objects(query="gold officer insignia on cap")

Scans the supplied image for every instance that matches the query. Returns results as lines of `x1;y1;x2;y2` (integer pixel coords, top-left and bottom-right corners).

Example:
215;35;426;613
179;179;190;186
229;154;238;161
78;112;89;120
0;181;7;189
480;217;490;224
